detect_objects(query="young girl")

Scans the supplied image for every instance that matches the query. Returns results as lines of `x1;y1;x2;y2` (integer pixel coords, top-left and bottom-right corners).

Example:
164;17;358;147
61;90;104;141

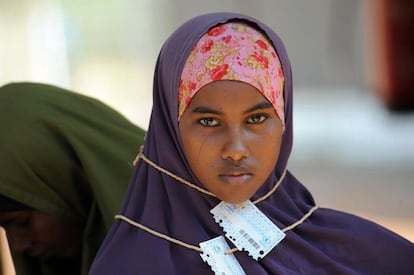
0;82;146;275
90;13;414;274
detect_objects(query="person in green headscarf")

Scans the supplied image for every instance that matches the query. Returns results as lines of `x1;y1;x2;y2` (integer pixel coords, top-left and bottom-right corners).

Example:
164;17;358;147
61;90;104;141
0;82;146;275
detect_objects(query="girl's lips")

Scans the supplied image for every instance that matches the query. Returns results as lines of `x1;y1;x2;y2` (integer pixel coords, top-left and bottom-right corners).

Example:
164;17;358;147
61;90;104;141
219;173;252;185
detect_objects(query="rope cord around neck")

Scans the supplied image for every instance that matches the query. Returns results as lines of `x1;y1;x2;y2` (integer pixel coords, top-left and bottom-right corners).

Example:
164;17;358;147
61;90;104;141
116;205;318;254
117;151;319;254
134;151;286;203
135;152;217;197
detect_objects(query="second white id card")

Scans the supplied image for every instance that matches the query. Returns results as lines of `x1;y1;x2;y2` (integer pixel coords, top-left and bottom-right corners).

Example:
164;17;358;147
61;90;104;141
199;236;246;275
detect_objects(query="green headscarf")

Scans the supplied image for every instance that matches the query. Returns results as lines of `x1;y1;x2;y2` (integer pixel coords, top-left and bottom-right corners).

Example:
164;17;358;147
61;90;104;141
0;82;145;275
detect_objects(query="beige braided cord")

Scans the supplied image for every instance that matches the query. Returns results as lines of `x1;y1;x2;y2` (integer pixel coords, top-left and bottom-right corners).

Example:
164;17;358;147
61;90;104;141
134;151;288;200
115;214;203;252
135;152;217;197
224;204;319;254
116;204;318;254
119;152;319;254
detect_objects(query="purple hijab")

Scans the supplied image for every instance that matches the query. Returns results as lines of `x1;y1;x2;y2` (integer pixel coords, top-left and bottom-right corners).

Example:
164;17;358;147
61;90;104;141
90;12;414;274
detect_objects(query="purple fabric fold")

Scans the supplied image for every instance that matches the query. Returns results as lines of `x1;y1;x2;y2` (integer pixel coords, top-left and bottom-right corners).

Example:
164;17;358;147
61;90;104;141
90;12;414;274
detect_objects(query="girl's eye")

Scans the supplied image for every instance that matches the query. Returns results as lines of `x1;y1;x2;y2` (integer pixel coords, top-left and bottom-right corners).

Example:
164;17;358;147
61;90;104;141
247;114;267;124
199;117;219;127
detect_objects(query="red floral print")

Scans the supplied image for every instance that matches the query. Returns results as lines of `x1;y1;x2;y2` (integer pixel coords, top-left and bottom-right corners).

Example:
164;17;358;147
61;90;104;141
256;39;268;50
201;40;214;53
178;80;185;97
209;64;229;80
221;35;232;43
252;52;269;68
207;25;226;36
188;81;197;92
185;96;192;108
278;67;283;78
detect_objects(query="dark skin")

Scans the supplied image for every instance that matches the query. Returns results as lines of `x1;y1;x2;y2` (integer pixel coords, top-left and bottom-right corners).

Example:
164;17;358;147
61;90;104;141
179;80;283;204
0;210;83;261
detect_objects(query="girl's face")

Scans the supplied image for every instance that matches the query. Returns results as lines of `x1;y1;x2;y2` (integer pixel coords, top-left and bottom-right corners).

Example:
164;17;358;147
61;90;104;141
0;210;83;260
179;80;283;204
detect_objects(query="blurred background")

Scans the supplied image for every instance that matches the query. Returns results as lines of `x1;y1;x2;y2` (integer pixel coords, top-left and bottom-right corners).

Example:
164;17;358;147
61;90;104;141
0;0;413;243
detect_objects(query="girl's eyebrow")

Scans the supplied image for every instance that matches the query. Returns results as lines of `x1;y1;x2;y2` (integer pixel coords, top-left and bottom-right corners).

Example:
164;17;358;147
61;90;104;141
244;101;273;114
191;106;222;115
190;101;273;115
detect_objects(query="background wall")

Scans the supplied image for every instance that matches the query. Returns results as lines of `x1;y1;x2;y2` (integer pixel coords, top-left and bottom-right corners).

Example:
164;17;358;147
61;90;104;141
1;0;367;127
0;0;413;243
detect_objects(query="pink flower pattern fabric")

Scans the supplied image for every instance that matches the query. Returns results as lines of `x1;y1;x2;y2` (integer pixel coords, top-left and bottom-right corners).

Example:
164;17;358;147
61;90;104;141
179;22;285;128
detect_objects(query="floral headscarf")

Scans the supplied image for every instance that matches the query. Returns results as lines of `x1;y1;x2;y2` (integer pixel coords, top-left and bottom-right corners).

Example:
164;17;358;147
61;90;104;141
179;22;285;128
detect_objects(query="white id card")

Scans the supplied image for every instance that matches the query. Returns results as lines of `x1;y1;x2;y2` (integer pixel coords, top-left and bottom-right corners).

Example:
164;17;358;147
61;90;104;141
199;236;246;275
211;200;286;260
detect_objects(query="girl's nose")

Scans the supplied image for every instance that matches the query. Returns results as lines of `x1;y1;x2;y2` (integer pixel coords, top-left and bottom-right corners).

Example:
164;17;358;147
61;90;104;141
221;128;249;162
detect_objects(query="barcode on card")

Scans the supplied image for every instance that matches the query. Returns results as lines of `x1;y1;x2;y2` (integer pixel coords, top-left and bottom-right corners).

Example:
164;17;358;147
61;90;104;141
239;229;260;249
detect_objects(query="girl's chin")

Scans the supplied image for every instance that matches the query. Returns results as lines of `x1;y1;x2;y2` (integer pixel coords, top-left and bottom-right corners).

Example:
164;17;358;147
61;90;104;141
218;196;251;205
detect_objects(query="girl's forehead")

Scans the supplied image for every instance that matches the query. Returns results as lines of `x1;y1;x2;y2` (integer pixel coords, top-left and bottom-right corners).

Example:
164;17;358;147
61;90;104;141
187;80;274;113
